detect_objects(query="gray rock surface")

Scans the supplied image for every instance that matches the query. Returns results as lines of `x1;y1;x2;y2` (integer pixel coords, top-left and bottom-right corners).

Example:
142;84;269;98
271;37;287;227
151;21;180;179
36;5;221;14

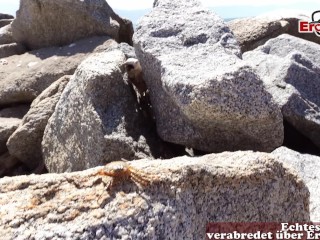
0;24;14;45
0;151;310;239
0;36;116;106
11;0;133;49
228;11;320;53
0;118;21;155
0;42;26;58
272;147;320;221
42;50;174;173
133;0;283;152
0;19;12;28
243;34;320;149
7;76;70;170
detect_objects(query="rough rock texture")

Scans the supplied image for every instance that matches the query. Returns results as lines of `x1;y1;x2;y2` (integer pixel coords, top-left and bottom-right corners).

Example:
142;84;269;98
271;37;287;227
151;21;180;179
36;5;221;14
0;13;14;20
0;36;115;106
0;152;310;239
11;0;133;50
0;42;26;58
0;24;14;45
228;11;320;52
272;147;320;221
133;0;283;152
243;34;320;149
42;50;175;173
0;118;21;155
7;76;70;170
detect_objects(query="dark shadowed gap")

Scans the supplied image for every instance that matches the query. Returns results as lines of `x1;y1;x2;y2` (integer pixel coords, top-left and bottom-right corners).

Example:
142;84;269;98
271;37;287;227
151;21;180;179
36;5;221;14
283;120;320;156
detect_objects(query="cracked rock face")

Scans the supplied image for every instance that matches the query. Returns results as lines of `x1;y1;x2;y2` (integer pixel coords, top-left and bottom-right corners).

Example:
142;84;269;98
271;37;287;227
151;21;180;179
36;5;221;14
42;49;176;173
7;75;70;170
243;34;320;149
0;152;310;239
133;0;283;153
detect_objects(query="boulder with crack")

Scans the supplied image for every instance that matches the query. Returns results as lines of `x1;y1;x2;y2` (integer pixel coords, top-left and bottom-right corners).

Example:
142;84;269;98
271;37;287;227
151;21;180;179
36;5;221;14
42;50;177;173
7;76;70;170
243;34;320;149
133;0;283;152
0;152;310;239
11;0;133;50
0;36;116;106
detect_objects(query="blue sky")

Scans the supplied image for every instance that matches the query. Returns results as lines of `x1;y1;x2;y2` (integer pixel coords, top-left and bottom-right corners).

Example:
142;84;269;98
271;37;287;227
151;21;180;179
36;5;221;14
0;0;318;21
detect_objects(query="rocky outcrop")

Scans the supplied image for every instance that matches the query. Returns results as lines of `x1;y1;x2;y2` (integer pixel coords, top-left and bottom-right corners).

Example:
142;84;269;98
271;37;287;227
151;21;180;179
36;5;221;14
42;49;177;173
0;36;115;106
243;34;320;149
0;43;26;58
7;76;70;170
0;152;310;239
11;0;133;50
0;24;14;45
228;11;320;52
133;0;283;153
272;147;320;221
0;118;21;155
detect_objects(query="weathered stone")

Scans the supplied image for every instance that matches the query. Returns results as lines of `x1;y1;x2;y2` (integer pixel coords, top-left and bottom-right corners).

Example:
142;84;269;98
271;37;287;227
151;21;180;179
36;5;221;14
0;118;21;155
133;0;283;152
11;0;133;50
7;76;70;170
0;36;116;106
272;147;320;221
228;11;320;52
42;50;176;173
0;24;14;45
243;34;320;149
0;19;12;28
0;13;14;20
0;152;310;239
0;42;26;58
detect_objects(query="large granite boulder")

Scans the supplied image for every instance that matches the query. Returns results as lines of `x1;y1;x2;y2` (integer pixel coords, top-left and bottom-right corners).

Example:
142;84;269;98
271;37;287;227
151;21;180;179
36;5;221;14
273;147;320;221
133;0;283;152
0;36;115;106
0;152;310;239
7;76;70;170
11;0;133;50
42;50;175;173
228;11;320;52
244;34;320;149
